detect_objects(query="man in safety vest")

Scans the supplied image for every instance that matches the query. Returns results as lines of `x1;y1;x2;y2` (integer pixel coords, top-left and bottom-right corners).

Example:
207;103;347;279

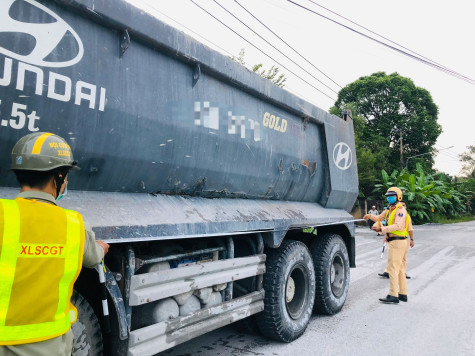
0;132;109;355
364;187;410;304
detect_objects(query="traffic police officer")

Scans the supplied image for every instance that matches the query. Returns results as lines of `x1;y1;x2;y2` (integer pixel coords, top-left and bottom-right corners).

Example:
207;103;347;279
364;187;410;304
0;132;109;355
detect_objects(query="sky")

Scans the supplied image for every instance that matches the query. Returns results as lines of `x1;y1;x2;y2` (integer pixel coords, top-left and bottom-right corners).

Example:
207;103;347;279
127;0;475;176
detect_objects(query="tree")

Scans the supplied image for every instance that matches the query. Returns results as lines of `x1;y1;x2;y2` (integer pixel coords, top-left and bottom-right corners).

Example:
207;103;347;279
459;145;475;178
231;48;246;66
231;49;287;88
332;72;442;173
251;64;287;88
456;178;475;213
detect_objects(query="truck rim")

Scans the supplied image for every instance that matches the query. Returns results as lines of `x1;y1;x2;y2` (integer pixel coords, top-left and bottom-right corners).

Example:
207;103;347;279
330;252;346;297
285;263;309;320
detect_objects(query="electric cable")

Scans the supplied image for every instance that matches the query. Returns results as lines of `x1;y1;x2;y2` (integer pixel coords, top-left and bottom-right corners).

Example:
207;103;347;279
190;0;337;101
287;0;475;84
131;0;328;106
435;144;460;159
307;0;463;77
214;0;338;94
212;0;338;94
234;0;342;89
133;0;242;62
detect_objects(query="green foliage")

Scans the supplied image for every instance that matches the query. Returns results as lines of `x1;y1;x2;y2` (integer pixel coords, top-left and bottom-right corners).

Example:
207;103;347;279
332;72;441;174
331;72;442;198
231;48;246;66
455;177;475;213
231;48;287;88
373;163;467;223
252;64;287;88
432;214;475;224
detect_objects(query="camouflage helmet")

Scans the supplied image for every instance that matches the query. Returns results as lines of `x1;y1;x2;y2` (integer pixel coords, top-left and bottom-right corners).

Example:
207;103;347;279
11;132;78;171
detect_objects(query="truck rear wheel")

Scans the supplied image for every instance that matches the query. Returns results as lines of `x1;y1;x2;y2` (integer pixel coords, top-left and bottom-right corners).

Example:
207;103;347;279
311;233;350;315
71;290;103;356
256;240;315;342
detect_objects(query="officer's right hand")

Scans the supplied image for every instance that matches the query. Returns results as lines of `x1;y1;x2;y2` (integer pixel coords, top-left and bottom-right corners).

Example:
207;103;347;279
363;214;371;220
97;240;110;255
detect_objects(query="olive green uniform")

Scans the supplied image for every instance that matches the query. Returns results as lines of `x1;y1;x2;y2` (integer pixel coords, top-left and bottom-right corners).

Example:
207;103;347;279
0;191;104;356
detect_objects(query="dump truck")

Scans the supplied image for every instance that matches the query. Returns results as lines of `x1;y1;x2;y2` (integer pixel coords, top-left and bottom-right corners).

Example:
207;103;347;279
0;0;358;354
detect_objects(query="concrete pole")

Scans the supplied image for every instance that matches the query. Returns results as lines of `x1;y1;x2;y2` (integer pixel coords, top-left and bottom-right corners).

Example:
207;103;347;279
400;129;404;171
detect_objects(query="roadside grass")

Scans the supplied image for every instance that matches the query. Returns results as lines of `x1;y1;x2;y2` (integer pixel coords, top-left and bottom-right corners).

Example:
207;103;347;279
432;214;475;224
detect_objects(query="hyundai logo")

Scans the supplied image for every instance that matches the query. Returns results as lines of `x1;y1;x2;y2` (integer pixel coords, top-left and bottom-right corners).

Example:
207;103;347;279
333;142;352;170
0;0;84;67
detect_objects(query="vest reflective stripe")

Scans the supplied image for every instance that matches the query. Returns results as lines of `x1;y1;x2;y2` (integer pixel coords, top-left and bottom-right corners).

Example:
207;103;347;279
386;204;409;237
0;198;85;345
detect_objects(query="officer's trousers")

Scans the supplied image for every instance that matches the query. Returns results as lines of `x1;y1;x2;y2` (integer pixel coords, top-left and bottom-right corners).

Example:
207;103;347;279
0;329;73;356
387;239;409;297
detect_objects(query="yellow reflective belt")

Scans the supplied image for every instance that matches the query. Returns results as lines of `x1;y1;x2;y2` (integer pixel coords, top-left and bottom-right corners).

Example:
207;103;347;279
0;200;20;327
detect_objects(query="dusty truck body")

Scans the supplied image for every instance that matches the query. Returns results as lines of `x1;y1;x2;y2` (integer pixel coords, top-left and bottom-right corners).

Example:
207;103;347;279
0;0;358;354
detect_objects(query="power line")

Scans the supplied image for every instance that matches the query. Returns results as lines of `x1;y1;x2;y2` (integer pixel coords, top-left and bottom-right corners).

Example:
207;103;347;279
307;0;465;78
287;0;475;84
190;0;337;101
131;0;329;106
234;0;342;89
133;0;240;62
211;0;338;95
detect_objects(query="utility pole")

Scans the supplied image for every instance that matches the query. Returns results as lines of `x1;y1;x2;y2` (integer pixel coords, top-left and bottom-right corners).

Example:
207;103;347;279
400;129;404;171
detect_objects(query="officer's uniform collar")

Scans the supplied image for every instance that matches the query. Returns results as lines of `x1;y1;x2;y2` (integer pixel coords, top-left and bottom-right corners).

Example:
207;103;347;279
16;191;57;205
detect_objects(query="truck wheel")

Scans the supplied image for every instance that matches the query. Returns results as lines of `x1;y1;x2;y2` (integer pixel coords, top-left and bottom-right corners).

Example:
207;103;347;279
256;240;315;342
71;291;104;356
310;233;350;315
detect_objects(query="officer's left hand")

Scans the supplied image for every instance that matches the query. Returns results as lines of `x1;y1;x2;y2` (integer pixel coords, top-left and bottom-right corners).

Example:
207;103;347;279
97;240;110;255
410;240;414;248
372;225;381;232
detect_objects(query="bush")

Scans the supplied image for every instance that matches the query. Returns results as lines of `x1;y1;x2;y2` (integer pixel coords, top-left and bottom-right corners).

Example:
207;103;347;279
373;163;467;224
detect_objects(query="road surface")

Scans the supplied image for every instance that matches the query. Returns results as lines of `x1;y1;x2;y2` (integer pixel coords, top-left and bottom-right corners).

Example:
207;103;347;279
162;221;475;356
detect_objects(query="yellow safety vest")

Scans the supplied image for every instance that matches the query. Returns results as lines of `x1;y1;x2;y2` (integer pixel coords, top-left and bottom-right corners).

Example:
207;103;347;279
385;204;410;237
0;198;84;345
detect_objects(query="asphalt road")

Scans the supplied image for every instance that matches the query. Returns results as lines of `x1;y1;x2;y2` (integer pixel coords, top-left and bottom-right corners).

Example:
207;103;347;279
162;221;475;356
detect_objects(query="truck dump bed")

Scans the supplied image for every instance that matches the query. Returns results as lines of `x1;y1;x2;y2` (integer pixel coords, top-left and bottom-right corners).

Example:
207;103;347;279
0;0;358;244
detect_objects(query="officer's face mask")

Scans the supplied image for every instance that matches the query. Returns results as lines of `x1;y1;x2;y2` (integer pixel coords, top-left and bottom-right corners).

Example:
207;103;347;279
386;195;397;205
56;181;68;201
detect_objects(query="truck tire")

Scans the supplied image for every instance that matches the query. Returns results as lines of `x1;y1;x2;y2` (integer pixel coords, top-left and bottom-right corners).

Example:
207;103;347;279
256;240;315;342
71;291;104;356
310;233;350;315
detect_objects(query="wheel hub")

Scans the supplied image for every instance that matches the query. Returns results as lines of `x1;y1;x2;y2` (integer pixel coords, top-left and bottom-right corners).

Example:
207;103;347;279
331;253;345;297
286;276;296;303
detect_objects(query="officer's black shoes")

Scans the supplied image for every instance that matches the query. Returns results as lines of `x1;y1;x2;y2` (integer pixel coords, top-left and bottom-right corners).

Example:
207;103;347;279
398;294;408;302
379;295;399;304
378;272;389;278
406;274;411;279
